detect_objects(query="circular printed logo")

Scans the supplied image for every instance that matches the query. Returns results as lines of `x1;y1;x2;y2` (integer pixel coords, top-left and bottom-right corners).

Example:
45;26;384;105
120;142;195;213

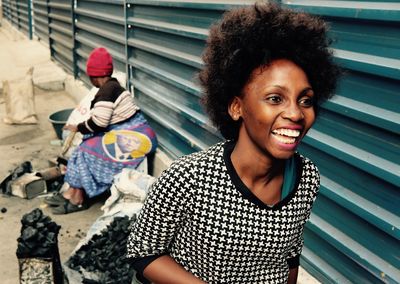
102;130;152;162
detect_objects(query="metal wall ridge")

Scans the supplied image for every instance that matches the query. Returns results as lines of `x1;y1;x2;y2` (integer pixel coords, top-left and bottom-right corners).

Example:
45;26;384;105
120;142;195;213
136;81;209;128
75;22;125;44
144;105;206;151
74;7;124;25
127;0;254;10
320;177;400;240
34;0;47;5
128;17;208;40
81;0;123;4
127;38;202;68
283;0;400;22
48;2;70;9
308;215;400;283
49;33;74;49
34;9;47;17
49;22;72;36
301;246;352;284
304;129;400;187
334;49;400;80
129;57;201;96
48;13;71;24
323;96;400;134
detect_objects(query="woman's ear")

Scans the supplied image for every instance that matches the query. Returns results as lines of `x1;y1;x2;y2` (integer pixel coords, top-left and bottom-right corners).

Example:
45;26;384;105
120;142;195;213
228;97;242;121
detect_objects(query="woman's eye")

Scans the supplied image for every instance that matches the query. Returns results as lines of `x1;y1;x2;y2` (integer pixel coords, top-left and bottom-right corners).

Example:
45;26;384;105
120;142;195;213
299;97;314;107
266;95;282;104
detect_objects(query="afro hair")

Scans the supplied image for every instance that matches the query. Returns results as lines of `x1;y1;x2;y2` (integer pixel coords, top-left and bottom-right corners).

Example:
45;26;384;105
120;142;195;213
199;2;341;140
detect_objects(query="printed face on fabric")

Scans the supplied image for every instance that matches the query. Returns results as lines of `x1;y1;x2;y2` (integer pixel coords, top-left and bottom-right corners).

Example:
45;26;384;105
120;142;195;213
229;59;316;160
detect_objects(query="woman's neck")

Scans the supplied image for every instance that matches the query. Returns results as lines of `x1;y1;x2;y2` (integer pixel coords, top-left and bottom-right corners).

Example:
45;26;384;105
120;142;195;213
230;139;285;205
97;76;112;88
230;138;284;186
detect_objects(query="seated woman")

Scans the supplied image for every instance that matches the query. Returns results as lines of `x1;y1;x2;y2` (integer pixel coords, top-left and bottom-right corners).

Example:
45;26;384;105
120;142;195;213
45;47;157;214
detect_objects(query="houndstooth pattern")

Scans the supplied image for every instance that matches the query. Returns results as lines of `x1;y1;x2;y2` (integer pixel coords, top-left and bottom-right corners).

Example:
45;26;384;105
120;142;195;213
127;142;320;284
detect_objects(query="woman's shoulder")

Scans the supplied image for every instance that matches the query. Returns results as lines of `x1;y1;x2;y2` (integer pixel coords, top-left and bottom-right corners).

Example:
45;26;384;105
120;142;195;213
96;78;125;101
295;153;320;197
296;153;319;176
161;142;226;174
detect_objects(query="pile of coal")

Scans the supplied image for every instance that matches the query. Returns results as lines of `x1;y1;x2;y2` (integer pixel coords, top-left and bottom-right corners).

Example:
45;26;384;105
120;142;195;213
68;216;136;284
16;208;63;284
17;208;61;258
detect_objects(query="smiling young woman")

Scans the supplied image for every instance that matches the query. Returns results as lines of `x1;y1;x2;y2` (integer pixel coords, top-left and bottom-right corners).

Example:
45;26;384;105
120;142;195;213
127;2;341;284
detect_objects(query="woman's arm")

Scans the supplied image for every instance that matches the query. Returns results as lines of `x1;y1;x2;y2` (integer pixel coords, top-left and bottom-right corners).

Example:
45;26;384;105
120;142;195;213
143;255;206;284
288;267;299;284
127;160;197;282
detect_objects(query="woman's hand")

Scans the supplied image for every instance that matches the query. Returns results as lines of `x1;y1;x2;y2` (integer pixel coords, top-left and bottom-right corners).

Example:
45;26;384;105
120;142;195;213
63;124;78;132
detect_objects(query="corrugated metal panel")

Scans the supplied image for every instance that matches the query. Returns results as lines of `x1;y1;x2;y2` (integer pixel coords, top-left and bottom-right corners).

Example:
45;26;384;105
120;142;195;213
9;1;19;28
33;0;49;43
2;0;12;22
281;1;400;283
74;0;126;87
2;0;33;38
48;0;74;73
127;0;400;283
3;0;397;282
125;0;254;157
16;0;33;39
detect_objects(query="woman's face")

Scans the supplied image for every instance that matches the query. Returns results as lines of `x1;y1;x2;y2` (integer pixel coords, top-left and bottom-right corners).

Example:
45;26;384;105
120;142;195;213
230;59;316;160
90;77;103;88
117;135;141;153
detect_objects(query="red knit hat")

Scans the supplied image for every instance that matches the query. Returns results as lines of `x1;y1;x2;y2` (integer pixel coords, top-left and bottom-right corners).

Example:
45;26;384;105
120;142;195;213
86;47;113;77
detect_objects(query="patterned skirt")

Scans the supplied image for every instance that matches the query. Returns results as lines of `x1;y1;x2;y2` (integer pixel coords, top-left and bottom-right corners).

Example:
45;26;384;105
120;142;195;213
64;112;157;198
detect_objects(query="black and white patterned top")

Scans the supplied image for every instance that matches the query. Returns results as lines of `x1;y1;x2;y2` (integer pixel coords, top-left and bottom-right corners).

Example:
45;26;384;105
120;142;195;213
127;141;320;284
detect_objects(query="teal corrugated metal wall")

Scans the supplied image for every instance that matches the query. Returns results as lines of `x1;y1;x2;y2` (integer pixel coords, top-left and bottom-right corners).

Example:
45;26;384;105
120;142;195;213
48;0;74;73
126;1;400;283
32;0;49;43
2;0;32;38
125;0;244;157
2;0;12;22
2;0;398;282
282;1;400;283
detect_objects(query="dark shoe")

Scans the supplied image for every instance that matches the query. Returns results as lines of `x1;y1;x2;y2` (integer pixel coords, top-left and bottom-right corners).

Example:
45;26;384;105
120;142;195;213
52;200;88;215
44;193;68;206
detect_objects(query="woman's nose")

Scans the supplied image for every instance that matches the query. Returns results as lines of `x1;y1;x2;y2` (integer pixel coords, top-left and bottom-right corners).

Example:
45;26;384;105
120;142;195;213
282;103;304;122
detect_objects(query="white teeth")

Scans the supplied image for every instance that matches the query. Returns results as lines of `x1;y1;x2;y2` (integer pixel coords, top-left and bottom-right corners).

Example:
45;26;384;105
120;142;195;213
274;135;296;144
272;128;300;138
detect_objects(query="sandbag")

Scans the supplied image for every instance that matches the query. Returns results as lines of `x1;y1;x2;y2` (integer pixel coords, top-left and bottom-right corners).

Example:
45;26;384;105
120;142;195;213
3;67;38;124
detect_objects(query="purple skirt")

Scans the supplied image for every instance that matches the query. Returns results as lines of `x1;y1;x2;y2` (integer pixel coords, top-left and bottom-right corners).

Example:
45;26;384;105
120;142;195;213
65;112;157;198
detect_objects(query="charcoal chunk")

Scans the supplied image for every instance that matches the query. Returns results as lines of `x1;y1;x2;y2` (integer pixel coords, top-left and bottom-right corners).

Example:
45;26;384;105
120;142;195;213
68;215;137;283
